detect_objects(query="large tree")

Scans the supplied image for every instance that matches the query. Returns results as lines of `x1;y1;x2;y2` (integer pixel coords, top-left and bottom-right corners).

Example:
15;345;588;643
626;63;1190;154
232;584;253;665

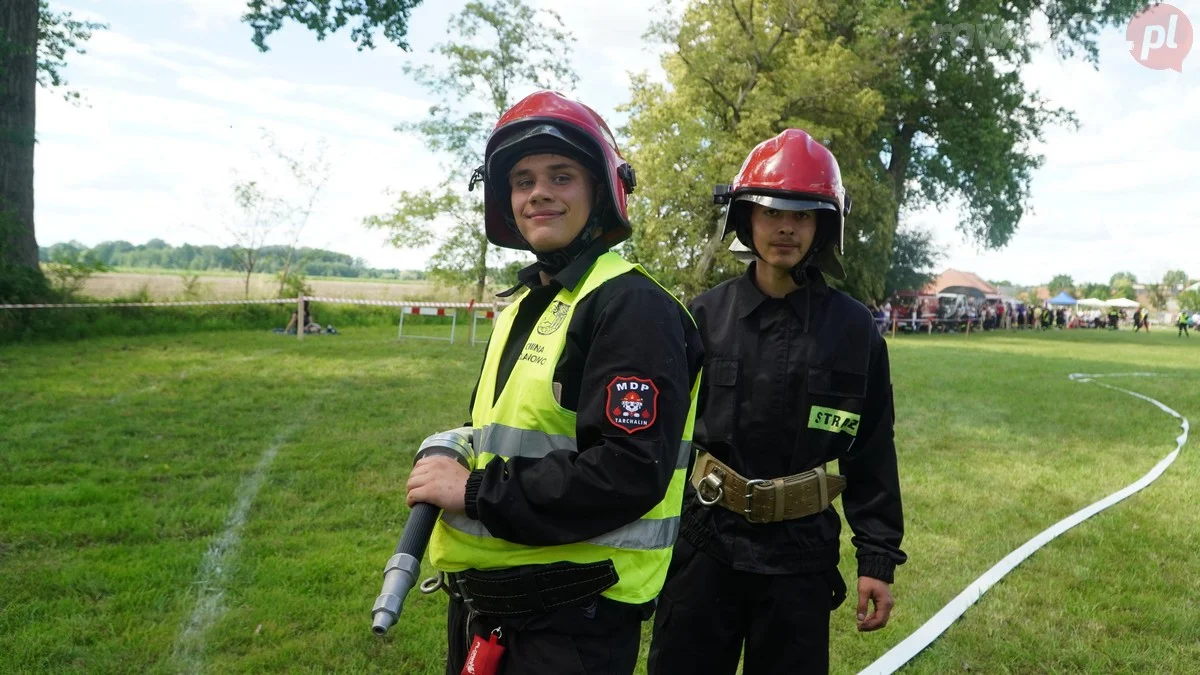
0;1;103;292
243;0;425;52
624;0;1147;300
1047;274;1075;295
1144;283;1166;310
623;0;889;299
1178;290;1200;313
883;226;941;298
855;1;1137;249
363;0;576;300
1162;269;1188;289
1109;270;1137;287
1077;281;1109;300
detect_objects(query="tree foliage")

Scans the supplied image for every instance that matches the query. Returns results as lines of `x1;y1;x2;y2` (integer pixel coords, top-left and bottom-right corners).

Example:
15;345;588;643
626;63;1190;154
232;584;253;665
42;246;107;299
1161;269;1188;288
243;0;424;52
864;0;1145;248
623;0;1148;301
34;0;106;102
39;239;411;279
623;0;889;299
1109;270;1137;287
883;226;941;297
1110;277;1136;301
364;0;576;300
1178;290;1200;313
1047;274;1074;295
1076;282;1109;300
1144;283;1167;310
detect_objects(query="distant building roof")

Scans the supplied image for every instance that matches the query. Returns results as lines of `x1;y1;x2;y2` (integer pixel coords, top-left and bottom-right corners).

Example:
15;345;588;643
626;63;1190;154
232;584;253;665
922;269;999;297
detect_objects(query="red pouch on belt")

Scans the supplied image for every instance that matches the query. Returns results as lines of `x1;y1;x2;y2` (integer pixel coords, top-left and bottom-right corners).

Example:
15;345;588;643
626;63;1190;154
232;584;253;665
461;629;505;675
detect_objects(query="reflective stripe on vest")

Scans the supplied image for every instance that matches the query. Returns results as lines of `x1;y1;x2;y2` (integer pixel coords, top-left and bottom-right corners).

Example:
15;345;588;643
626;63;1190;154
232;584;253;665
428;251;700;605
474;424;693;469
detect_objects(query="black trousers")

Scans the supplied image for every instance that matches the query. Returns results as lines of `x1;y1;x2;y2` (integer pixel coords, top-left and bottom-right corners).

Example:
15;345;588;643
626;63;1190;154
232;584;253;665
446;595;641;675
648;538;846;675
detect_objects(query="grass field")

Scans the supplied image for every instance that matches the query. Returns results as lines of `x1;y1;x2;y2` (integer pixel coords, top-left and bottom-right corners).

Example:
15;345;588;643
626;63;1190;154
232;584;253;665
2;326;1198;674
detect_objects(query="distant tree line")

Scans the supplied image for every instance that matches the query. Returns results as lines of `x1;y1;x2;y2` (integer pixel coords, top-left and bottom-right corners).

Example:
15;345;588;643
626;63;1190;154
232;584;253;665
38;239;425;280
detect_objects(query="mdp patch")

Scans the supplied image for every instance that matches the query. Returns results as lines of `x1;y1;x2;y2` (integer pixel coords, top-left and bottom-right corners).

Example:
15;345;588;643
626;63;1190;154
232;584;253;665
606;376;659;434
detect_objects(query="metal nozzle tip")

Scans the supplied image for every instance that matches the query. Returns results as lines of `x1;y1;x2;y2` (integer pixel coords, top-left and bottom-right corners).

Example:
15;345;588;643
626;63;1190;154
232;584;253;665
372;614;393;636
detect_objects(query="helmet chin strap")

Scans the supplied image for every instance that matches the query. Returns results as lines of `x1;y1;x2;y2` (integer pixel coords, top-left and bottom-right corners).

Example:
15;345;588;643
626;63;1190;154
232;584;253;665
789;231;826;286
533;213;604;275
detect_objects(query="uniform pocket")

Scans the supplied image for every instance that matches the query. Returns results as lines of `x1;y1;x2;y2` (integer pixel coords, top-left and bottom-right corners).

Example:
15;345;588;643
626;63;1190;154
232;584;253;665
807;366;867;398
709;358;739;387
806;367;867;458
697;357;739;442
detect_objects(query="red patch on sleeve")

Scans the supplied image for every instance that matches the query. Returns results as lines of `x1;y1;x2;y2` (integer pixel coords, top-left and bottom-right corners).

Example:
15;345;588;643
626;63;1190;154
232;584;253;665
605;376;659;434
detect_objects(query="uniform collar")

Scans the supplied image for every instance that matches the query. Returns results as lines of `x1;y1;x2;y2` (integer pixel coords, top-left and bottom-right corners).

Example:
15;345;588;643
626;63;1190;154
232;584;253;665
498;241;608;297
736;262;828;320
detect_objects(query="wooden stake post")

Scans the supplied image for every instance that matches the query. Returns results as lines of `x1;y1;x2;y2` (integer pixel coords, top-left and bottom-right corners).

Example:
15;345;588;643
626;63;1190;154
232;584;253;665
297;296;305;341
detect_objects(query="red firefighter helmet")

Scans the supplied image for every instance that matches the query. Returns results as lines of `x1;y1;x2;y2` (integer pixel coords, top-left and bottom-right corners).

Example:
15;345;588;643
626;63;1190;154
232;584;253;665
714;129;851;279
622;391;642;404
475;90;637;251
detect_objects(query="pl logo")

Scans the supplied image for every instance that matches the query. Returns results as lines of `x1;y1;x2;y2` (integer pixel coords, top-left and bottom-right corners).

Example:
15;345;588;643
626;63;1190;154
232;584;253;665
1127;3;1192;71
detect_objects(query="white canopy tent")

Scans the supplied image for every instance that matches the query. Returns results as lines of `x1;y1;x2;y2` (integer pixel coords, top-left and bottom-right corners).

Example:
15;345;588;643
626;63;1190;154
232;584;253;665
1076;298;1107;307
1105;298;1140;308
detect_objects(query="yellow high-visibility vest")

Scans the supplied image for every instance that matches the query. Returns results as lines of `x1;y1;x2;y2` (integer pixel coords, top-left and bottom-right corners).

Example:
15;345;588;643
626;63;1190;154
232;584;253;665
429;251;699;604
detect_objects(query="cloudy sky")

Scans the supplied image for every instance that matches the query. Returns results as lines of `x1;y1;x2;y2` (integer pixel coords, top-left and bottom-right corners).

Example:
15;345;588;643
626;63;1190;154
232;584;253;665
37;0;1199;286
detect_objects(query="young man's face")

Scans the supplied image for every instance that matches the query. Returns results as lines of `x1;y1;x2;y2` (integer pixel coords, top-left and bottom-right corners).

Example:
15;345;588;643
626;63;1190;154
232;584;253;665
749;203;818;271
509;154;595;252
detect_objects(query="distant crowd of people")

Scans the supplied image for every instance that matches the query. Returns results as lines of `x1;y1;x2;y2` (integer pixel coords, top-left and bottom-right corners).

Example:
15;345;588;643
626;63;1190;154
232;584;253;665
871;299;1199;336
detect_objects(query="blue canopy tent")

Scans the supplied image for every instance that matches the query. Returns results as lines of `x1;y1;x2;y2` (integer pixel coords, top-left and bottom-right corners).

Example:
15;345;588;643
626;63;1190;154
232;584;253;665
1048;291;1078;306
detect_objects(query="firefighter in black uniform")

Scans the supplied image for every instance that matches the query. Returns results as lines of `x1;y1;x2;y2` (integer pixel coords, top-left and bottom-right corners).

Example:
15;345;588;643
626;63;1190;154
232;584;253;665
648;130;906;674
404;90;703;675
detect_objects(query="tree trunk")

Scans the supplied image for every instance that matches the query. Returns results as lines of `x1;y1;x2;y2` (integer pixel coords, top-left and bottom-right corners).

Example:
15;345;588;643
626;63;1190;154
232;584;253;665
0;0;40;271
474;236;487;301
886;123;916;231
691;214;726;297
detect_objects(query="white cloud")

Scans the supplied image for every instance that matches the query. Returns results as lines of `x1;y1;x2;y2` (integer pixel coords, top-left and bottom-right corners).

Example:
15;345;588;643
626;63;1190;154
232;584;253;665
35;0;1200;281
34;26;441;270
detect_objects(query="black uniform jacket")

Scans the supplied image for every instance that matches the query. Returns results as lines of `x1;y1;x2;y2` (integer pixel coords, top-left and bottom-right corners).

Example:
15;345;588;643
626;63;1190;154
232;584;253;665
463;244;705;547
681;263;906;582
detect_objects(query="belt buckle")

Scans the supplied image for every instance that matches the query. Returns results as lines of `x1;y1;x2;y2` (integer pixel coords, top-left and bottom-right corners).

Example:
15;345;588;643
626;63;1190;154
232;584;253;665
696;466;726;506
743;478;773;524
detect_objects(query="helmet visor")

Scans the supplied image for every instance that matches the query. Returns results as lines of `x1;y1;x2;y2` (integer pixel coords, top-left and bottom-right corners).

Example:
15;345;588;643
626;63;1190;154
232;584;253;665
487;123;601;186
734;193;838;213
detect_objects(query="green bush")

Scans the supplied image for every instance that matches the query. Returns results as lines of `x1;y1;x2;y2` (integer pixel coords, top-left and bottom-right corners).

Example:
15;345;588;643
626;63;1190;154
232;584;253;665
0;263;50;304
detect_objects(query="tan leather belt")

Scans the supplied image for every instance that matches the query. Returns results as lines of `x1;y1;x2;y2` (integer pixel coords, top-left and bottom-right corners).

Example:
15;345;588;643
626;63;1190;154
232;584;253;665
690;452;846;524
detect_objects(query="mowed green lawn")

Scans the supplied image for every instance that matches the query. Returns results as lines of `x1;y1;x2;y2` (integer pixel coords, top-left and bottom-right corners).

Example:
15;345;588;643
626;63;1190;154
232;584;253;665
2;324;1197;674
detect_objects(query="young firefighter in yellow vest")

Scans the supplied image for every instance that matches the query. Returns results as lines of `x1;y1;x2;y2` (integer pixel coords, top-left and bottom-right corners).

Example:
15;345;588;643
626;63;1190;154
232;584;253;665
404;90;703;675
648;130;907;675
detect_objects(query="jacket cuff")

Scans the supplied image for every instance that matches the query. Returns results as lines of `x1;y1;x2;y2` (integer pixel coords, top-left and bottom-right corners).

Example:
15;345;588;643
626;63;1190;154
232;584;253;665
857;555;896;584
464;470;486;521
